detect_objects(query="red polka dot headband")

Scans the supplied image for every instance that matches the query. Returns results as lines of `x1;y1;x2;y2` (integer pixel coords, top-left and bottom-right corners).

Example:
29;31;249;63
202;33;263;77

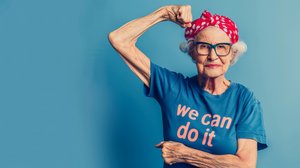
185;10;239;44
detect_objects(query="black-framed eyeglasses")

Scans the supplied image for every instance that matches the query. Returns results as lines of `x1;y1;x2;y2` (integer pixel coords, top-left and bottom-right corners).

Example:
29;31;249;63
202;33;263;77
193;41;232;57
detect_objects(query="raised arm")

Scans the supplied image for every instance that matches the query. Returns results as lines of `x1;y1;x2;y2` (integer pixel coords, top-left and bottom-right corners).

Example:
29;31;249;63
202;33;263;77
108;5;192;87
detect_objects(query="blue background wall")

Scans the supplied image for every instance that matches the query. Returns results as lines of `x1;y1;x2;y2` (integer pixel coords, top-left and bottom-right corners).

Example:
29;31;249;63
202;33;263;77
1;0;299;167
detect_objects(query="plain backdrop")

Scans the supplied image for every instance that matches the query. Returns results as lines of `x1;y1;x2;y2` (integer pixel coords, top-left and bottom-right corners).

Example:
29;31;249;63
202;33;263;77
1;0;300;167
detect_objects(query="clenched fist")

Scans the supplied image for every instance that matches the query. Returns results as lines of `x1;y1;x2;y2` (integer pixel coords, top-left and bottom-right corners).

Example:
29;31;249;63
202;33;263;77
155;141;189;165
161;5;193;28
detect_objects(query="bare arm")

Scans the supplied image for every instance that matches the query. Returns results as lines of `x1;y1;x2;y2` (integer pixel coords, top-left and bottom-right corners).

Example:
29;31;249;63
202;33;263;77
156;139;257;168
108;5;192;87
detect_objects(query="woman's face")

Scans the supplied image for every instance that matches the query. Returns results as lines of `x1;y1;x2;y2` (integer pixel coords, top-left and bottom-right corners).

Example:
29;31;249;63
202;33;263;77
191;26;233;78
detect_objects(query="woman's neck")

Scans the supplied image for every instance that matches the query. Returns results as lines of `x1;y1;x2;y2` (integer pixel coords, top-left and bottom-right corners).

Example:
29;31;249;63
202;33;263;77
197;75;231;95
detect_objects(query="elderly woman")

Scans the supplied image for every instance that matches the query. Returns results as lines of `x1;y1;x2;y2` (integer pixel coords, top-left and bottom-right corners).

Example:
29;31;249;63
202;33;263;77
108;5;267;168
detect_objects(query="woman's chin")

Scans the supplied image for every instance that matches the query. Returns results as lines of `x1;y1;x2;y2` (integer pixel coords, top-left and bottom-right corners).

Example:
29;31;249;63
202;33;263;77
203;71;224;78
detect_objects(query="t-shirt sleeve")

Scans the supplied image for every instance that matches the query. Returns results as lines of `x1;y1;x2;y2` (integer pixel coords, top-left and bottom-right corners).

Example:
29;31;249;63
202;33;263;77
143;61;185;101
236;98;268;151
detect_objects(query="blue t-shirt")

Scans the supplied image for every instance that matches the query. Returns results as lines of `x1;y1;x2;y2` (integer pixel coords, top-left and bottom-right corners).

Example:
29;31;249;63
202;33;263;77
143;62;267;168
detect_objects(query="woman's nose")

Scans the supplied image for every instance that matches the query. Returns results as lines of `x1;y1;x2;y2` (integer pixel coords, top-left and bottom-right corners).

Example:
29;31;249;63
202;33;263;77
207;48;218;60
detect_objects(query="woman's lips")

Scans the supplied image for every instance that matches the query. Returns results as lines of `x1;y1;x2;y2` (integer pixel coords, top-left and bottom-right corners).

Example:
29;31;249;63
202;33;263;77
205;64;221;68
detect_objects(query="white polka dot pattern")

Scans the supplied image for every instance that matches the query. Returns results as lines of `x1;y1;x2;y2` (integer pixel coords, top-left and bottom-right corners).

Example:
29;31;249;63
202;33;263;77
184;10;239;44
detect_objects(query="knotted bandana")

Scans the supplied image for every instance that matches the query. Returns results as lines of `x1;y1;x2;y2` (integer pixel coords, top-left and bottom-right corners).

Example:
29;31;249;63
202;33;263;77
184;10;239;44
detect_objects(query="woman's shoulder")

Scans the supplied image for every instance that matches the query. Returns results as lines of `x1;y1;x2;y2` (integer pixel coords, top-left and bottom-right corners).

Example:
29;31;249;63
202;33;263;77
231;81;261;104
231;81;253;93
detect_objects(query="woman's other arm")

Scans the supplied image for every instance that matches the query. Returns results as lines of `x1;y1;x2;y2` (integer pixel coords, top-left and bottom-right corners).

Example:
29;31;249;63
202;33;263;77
156;139;257;168
108;5;192;87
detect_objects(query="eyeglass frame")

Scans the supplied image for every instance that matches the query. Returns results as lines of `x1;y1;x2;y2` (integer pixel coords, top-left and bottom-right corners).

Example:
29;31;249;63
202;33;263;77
193;41;232;57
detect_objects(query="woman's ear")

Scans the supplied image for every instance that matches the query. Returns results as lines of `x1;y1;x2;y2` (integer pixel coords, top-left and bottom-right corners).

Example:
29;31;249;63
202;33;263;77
230;41;248;65
229;51;235;65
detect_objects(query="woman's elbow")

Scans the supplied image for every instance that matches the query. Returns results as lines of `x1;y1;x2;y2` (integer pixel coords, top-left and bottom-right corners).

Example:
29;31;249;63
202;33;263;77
237;156;256;168
108;31;132;48
108;31;120;47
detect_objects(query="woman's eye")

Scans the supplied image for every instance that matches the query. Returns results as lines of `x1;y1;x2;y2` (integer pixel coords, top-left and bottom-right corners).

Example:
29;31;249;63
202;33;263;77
200;44;209;49
217;45;226;49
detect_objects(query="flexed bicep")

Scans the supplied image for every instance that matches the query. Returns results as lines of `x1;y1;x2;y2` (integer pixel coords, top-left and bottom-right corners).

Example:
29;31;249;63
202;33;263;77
108;5;192;87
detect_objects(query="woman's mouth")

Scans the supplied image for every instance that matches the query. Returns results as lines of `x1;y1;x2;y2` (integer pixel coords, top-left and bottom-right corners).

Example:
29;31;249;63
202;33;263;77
205;64;221;68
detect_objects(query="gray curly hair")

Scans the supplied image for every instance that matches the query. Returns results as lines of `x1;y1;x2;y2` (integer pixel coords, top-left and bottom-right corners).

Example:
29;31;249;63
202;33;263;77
180;40;247;65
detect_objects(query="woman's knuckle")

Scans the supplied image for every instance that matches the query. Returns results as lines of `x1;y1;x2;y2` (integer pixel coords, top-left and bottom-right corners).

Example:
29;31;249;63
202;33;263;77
165;158;171;162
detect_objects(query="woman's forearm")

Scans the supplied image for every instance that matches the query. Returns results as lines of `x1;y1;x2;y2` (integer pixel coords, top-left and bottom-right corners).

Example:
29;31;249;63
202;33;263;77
108;7;168;47
182;147;251;168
